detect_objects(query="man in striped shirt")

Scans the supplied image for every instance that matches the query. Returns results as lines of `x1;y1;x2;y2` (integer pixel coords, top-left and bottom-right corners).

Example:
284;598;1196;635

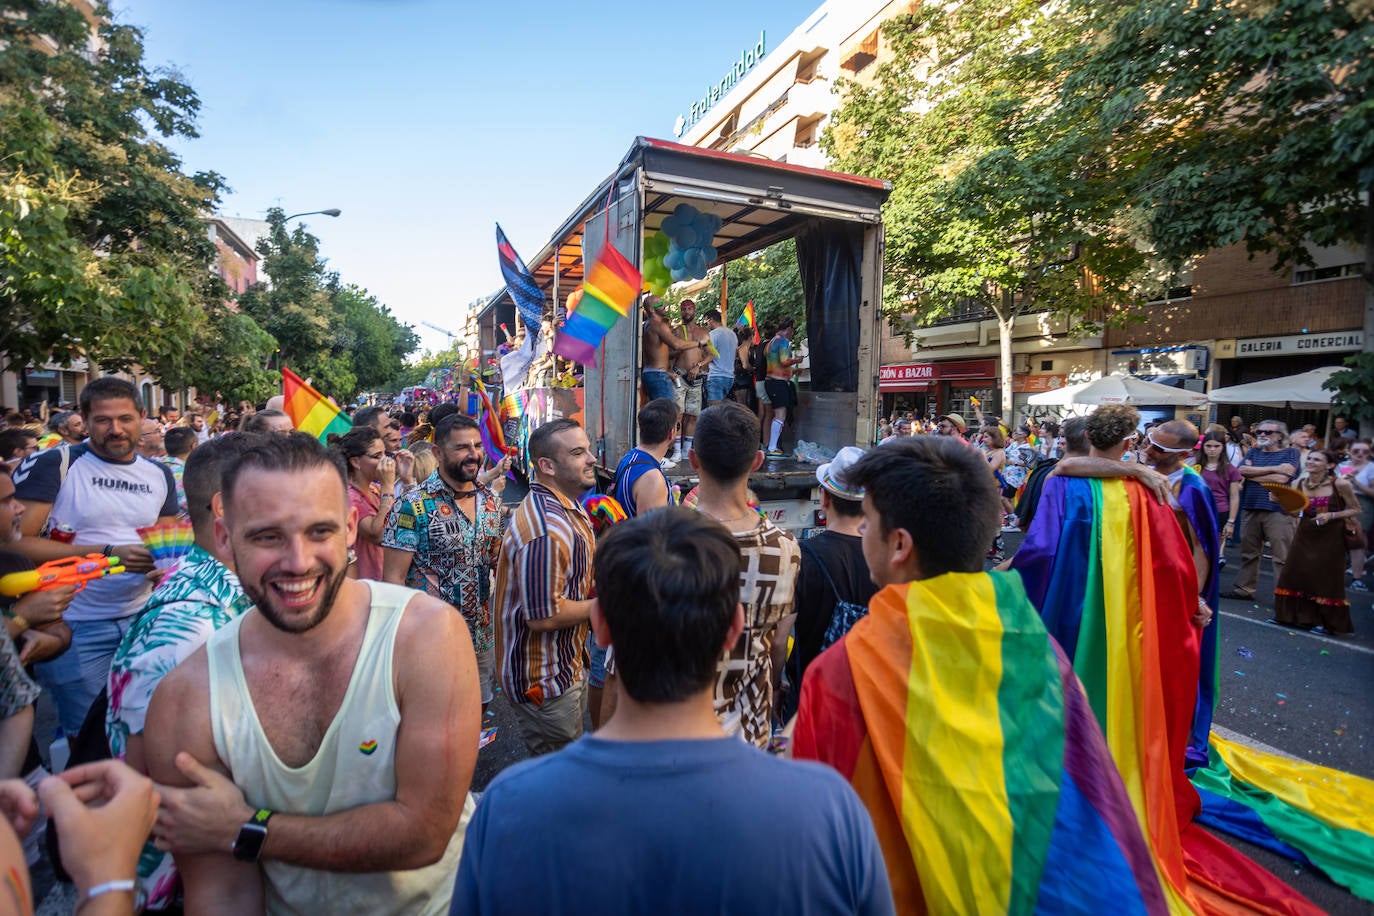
495;419;598;755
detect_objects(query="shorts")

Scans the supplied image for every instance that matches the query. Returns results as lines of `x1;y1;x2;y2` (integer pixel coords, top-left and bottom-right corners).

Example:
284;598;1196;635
587;633;608;689
641;368;675;402
706;375;733;404
675;376;703;416
754;381;770;404
764;378;797;409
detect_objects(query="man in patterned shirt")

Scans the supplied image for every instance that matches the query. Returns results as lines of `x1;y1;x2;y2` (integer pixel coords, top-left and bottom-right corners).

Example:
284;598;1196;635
687;402;800;747
382;415;508;705
495;419;597;756
105;432;259;911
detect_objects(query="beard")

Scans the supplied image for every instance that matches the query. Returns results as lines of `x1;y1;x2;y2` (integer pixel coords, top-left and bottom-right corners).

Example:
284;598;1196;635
239;559;348;635
444;456;481;484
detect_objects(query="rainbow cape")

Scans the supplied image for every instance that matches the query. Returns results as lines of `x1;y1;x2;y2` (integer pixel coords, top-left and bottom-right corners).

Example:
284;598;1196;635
282;367;351;442
795;571;1167;915
1013;477;1322;915
553;242;640;367
735;300;760;345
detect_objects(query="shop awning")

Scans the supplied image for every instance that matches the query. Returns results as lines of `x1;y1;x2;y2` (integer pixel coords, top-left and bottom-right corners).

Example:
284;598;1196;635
1206;367;1340;409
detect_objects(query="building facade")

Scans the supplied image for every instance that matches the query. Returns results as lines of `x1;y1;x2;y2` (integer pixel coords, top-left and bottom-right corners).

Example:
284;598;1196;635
676;0;1368;435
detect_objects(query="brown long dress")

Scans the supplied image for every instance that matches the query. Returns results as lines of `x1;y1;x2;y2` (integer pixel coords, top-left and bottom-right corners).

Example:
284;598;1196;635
1273;490;1354;633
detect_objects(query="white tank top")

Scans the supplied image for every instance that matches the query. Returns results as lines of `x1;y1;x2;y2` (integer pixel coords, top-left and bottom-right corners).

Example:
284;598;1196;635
207;581;472;915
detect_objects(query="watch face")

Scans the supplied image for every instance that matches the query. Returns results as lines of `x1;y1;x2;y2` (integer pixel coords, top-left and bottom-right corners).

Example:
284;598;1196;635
232;823;268;862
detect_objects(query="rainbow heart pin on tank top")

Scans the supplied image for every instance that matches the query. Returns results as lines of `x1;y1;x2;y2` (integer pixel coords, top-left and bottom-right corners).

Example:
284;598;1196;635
358;740;379;756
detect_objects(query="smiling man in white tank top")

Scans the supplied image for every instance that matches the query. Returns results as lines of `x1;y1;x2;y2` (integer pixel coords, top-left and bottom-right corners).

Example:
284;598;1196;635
144;434;480;914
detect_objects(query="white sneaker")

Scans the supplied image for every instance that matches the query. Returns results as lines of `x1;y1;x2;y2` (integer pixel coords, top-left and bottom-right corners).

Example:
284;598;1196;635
660;457;678;470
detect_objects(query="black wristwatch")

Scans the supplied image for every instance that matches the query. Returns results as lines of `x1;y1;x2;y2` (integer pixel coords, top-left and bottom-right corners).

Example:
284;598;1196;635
231;808;273;863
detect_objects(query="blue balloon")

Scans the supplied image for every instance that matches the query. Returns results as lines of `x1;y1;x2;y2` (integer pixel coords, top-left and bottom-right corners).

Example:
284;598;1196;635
670;266;689;282
673;203;699;221
664;247;685;270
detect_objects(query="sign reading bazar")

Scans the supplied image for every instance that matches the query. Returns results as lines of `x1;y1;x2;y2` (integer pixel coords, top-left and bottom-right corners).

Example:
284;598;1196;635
1235;331;1364;358
673;32;767;138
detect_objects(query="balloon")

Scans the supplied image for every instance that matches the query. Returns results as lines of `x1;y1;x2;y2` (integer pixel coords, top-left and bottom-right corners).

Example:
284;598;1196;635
659;203;720;284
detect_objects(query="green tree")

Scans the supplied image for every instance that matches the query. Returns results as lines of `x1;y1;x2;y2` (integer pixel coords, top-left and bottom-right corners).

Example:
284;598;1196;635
238;209;418;403
0;1;227;381
1326;354;1374;432
1055;0;1374;344
394;343;465;393
823;3;1160;419
182;303;279;407
671;239;805;334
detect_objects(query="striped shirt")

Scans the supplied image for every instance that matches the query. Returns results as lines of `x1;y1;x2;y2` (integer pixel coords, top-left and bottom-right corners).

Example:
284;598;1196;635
495;483;595;704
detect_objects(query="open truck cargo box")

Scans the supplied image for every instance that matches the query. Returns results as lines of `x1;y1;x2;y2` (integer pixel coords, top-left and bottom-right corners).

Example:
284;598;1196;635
478;137;891;528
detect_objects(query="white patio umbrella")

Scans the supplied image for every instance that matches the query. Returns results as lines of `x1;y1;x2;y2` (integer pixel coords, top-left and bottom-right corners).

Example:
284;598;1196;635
1026;374;1209;407
1205;366;1341;409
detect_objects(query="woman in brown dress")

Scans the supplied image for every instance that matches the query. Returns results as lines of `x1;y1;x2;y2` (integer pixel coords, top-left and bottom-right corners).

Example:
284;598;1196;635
1273;449;1359;634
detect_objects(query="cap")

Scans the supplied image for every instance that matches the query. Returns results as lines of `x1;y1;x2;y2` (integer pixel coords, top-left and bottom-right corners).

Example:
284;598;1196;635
939;414;967;432
816;446;866;501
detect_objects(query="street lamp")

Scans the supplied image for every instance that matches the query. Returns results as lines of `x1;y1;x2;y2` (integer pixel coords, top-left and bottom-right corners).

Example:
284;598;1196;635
282;208;342;222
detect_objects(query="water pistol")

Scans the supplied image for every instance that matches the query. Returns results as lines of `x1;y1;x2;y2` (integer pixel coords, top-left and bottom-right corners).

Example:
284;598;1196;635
0;554;126;598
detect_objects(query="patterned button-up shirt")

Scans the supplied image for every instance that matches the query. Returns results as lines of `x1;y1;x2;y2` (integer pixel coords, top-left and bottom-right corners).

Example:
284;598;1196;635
495;483;595;703
105;543;252;911
381;472;507;653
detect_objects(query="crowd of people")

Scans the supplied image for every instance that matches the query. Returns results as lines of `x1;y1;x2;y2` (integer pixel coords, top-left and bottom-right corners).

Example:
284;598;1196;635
0;374;1367;913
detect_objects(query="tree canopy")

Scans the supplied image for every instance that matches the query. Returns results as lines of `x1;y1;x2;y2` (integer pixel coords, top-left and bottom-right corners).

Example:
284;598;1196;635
672;239;806;335
237;209;418;404
822;0;1162;417
0;0;226;381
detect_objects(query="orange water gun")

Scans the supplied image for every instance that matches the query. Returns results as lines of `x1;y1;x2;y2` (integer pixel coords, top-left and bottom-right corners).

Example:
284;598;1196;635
0;554;126;598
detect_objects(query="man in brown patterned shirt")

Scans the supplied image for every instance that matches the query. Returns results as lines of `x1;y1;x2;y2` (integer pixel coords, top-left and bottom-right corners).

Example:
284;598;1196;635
687;403;799;747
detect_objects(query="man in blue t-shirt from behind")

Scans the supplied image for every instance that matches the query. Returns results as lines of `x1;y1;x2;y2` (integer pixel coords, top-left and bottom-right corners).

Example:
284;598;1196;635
452;507;894;916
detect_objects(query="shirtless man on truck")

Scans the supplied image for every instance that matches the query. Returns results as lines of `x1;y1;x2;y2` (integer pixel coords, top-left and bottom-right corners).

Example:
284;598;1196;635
671;299;712;461
640;296;696;465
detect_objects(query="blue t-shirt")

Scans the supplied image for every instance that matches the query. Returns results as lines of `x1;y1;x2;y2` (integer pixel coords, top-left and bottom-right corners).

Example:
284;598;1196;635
1237;446;1300;512
452;735;894;916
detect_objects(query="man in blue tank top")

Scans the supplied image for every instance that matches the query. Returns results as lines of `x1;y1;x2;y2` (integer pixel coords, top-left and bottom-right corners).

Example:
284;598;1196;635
610;399;679;517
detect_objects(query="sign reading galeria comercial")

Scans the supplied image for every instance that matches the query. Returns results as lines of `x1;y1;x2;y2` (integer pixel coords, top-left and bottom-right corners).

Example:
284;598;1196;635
673;32;767;137
1235;331;1364;358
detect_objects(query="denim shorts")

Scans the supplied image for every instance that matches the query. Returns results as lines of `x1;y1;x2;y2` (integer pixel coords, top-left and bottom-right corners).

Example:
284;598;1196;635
706;375;733;404
641;369;675;402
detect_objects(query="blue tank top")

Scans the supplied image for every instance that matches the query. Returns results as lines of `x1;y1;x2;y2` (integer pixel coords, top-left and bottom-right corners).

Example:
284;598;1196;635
612;448;668;518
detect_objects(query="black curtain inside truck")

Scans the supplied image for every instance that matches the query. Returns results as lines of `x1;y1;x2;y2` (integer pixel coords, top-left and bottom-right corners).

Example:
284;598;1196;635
795;220;864;392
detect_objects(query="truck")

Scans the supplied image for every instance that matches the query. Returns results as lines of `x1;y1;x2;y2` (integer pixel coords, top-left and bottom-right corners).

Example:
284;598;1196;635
476;137;891;534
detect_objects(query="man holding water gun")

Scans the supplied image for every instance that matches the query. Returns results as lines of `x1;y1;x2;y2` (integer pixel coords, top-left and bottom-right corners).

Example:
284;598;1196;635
10;378;177;738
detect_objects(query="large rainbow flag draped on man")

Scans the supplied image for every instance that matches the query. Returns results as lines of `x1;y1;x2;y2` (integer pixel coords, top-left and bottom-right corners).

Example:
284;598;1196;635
794;571;1168;915
1013;476;1332;914
281;367;350;441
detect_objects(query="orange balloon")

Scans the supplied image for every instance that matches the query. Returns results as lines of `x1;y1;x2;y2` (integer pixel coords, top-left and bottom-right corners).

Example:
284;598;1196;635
566;287;584;314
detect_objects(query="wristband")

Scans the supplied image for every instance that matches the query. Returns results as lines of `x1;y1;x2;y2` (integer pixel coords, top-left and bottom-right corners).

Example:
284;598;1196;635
102;544;115;557
80;879;136;907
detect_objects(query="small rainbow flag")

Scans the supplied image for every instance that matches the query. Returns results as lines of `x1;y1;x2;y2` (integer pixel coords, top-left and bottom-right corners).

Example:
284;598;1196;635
469;377;510;465
553;242;640;367
580;493;627;534
500;390;528;423
282;367;351;442
735;300;760;345
136;522;194;570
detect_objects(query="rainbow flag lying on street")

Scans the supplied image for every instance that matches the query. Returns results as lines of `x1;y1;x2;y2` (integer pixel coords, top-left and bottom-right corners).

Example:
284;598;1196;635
282;367;351;442
553;242;640;367
1014;477;1324;914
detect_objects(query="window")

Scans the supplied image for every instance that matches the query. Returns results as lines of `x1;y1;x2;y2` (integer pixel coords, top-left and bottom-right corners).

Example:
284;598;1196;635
840;29;879;73
1293;262;1363;284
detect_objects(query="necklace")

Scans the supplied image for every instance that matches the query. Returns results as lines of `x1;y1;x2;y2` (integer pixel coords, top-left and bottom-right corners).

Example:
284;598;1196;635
1302;474;1330;490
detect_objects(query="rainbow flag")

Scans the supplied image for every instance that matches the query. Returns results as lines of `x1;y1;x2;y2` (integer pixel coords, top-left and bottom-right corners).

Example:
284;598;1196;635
282;367;351;442
499;390;528;423
735;300;760;345
469;377;509;465
1014;477;1323;915
554;243;640;367
795;572;1167;914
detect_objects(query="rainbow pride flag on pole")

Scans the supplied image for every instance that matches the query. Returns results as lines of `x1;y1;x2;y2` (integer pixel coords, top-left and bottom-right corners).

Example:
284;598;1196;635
282;367;351;442
794;571;1167;914
468;376;509;465
1014;477;1324;914
735;300;760;345
552;242;640;367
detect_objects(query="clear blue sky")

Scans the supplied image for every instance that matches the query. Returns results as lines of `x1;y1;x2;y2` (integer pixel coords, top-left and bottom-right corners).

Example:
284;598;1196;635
121;0;821;356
